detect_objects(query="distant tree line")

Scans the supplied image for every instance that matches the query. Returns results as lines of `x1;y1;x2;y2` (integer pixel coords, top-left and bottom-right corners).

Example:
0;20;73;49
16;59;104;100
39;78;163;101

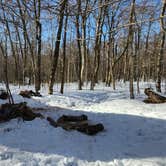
0;0;165;98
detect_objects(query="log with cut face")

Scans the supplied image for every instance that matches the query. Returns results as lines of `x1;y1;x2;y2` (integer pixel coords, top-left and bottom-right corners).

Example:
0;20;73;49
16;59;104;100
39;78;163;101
144;88;166;103
0;89;8;100
0;102;43;122
47;114;104;135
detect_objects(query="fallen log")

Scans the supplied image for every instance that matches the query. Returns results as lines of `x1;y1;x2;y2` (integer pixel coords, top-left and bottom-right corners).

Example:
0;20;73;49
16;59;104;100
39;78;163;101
0;102;44;122
144;88;166;104
0;89;8;100
19;90;42;98
0;114;8;122
57;114;88;123
47;116;88;130
47;117;58;128
61;121;89;131
47;115;104;135
77;123;104;135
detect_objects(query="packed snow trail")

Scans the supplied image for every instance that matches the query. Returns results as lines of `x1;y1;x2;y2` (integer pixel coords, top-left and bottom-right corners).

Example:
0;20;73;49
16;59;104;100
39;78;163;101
0;82;166;166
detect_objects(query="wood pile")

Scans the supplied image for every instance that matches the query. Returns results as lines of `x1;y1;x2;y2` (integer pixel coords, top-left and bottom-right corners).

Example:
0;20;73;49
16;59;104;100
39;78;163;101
0;102;44;122
0;89;8;100
0;102;104;136
143;88;166;104
47;114;104;135
19;90;42;98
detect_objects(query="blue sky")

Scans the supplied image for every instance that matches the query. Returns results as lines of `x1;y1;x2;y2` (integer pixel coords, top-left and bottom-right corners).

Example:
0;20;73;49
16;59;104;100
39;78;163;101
40;0;162;46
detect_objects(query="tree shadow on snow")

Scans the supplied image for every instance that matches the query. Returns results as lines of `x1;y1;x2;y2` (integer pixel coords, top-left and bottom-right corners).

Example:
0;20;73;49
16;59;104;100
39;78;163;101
0;99;166;162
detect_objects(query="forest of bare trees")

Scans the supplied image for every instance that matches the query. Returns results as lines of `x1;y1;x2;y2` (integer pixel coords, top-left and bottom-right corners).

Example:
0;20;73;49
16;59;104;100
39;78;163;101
0;0;165;98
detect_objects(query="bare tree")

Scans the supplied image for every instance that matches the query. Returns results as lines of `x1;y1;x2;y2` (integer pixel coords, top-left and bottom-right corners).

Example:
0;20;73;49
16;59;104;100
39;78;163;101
90;0;105;90
0;0;165;99
48;0;68;94
128;0;135;99
60;8;68;94
156;0;166;92
0;39;14;104
34;0;42;93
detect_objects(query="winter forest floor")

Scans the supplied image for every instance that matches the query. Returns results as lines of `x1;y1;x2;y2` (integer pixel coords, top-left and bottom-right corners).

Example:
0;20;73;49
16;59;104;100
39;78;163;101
0;82;166;166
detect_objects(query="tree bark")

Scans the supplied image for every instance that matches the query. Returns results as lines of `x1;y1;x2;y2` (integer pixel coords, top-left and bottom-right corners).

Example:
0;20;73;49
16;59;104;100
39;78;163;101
129;0;135;99
156;0;166;92
60;12;68;94
90;0;104;90
34;0;42;93
48;0;67;94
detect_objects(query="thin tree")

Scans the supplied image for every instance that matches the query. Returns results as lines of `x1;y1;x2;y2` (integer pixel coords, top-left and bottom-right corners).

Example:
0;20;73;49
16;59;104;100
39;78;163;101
90;0;105;90
48;0;68;94
34;0;42;93
60;9;68;94
128;0;135;99
156;0;166;92
0;39;14;104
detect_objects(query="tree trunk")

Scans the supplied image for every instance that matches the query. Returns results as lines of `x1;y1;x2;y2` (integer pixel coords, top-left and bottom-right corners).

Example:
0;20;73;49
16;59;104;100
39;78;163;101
0;38;14;104
60;13;68;94
90;0;104;90
34;0;42;93
156;0;166;92
48;0;67;94
75;0;83;90
129;0;135;99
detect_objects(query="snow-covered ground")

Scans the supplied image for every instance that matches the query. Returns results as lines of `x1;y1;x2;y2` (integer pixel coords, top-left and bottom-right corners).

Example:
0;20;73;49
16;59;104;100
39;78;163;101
0;82;166;166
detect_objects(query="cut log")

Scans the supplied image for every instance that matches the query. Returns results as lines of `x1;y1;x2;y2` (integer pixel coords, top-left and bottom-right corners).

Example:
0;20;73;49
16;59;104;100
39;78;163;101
57;114;88;123
0;89;8;100
0;114;8;122
77;123;104;135
47;115;104;135
47;116;88;130
144;88;166;103
61;121;89;131
47;117;58;127
19;90;42;98
0;102;44;122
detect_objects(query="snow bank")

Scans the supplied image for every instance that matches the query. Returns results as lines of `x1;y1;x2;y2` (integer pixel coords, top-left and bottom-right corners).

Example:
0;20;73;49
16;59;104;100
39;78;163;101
0;82;166;166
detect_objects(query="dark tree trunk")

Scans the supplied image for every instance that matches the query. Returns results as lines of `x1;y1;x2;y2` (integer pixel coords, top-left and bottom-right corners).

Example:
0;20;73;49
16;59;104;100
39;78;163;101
60;12;68;94
48;0;68;94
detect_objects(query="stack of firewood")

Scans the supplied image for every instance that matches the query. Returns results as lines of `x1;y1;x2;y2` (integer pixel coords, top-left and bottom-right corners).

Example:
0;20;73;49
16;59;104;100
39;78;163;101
19;90;42;98
0;102;43;122
143;88;166;104
47;114;104;136
0;101;104;136
0;89;8;100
